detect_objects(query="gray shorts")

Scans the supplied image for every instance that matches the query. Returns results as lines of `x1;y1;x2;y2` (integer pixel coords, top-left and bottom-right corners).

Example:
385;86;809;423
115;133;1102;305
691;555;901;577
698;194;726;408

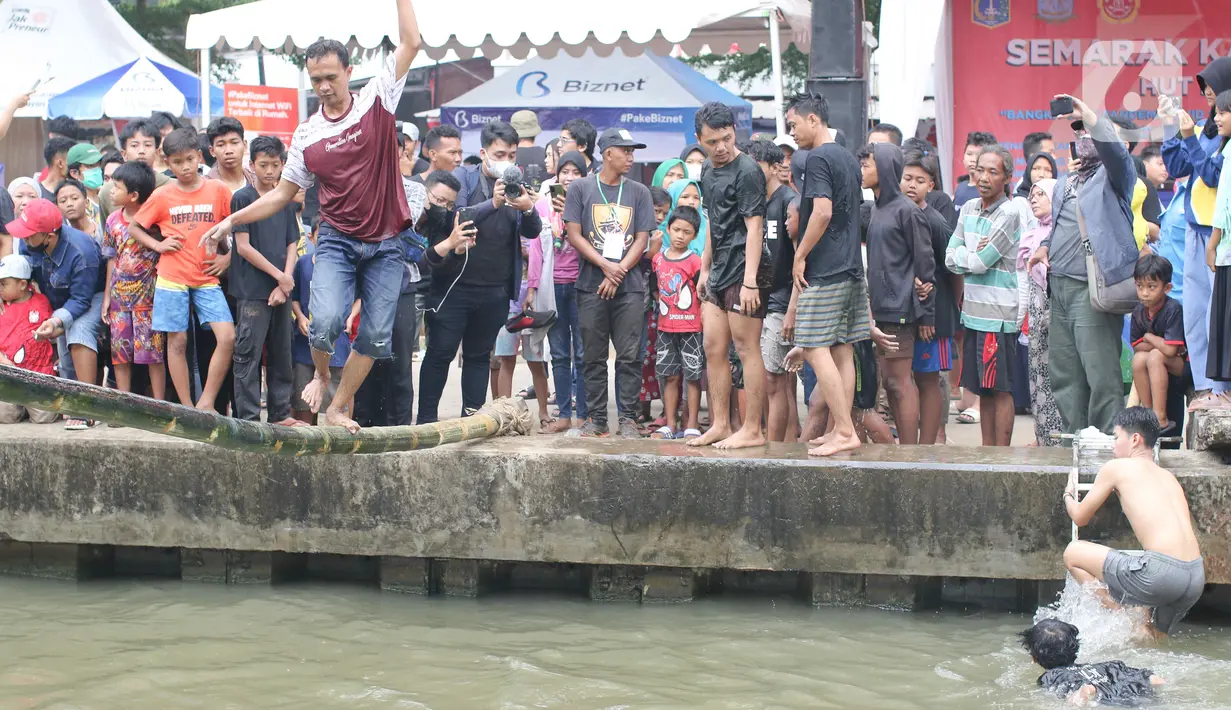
1103;550;1205;634
795;278;871;349
761;311;793;375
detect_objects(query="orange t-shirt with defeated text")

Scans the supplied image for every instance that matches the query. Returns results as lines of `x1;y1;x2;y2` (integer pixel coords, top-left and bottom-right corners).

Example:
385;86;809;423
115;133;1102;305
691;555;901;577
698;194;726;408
134;179;232;288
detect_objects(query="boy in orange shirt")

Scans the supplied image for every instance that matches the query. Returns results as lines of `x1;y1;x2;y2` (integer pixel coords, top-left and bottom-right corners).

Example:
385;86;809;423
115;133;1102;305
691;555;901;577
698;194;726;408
129;128;235;411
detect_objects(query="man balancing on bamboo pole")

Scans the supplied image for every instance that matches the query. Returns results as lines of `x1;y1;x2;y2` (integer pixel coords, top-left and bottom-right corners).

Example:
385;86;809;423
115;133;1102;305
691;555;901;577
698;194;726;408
200;0;423;434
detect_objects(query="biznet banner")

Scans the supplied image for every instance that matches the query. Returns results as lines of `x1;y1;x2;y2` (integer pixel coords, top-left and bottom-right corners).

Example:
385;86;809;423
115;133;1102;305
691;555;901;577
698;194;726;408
951;0;1228;180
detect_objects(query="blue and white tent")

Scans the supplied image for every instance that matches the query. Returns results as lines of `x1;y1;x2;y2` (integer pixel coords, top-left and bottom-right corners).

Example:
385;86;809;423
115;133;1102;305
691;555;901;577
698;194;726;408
443;49;753;162
0;0;220;120
49;57;223;121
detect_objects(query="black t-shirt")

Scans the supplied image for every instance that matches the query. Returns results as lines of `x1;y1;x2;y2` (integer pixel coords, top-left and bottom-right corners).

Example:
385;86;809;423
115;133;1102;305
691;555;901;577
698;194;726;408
926;189;959;231
765;184;798;313
461;175;517;288
799;143;864;286
1038;662;1155;707
230;186;299;300
1130;296;1186;356
413;157;429;175
923;204;959;338
1142;179;1162;226
701;152;769;292
0;189;13;233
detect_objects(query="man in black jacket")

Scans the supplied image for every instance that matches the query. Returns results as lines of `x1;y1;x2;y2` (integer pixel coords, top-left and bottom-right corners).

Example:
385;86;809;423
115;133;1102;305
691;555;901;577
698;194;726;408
416;121;542;423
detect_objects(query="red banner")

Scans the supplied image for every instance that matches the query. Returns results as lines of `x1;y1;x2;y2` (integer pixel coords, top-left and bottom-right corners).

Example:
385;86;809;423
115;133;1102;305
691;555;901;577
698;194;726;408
223;84;299;147
951;0;1230;180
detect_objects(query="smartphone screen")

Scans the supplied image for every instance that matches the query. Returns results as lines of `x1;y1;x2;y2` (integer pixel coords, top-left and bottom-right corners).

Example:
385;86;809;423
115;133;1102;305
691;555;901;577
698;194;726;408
550;184;566;199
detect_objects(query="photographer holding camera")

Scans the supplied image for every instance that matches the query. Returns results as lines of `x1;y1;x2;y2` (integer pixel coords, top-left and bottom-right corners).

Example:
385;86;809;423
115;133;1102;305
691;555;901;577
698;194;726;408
416;120;543;424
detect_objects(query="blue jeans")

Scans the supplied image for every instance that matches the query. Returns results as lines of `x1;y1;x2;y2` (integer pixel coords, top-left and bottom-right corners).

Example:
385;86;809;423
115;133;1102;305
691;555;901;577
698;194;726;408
416;284;509;424
548;281;586;419
1184;224;1230;394
309;224;405;360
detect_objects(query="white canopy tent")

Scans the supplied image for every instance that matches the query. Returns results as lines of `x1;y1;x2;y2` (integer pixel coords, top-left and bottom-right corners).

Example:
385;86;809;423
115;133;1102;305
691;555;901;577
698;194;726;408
185;0;812;131
874;0;950;183
0;0;203;118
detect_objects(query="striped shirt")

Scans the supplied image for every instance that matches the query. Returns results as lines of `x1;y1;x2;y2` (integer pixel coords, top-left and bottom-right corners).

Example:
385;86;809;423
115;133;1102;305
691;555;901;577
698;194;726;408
945;195;1021;333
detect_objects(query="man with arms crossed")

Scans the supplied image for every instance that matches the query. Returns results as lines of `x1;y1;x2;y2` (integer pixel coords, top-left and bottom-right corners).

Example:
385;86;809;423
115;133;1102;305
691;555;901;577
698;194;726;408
1063;407;1205;637
687;102;771;450
201;0;422;433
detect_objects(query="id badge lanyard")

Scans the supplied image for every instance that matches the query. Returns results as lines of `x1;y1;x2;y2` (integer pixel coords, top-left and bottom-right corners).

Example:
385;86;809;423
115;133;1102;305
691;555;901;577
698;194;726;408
597;179;626;261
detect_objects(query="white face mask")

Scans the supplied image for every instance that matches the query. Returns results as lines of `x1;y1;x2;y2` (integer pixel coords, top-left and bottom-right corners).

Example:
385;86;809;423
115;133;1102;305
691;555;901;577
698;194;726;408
485;157;513;177
685;163;702;180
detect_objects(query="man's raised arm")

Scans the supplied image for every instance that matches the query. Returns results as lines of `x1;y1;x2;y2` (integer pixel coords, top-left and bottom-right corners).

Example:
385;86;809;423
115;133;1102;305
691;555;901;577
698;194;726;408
393;0;423;79
200;179;300;247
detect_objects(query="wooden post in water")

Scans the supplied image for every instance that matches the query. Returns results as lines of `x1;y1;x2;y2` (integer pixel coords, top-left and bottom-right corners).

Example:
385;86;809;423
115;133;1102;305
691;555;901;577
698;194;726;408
0;367;533;455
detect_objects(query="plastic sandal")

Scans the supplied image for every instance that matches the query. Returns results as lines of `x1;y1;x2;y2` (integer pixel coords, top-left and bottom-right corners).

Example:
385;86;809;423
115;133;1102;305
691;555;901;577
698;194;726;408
679;428;702;439
651;425;675;440
956;408;980;424
64;418;90;431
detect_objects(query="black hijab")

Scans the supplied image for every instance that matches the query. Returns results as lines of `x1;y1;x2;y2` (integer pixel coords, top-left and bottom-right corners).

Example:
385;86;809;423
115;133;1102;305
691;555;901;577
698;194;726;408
1197;57;1231;140
1015;152;1059;198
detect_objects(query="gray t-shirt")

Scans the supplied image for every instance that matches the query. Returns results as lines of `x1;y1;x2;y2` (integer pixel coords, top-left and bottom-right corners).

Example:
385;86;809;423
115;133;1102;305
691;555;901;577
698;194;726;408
1049;193;1086;281
563;174;656;294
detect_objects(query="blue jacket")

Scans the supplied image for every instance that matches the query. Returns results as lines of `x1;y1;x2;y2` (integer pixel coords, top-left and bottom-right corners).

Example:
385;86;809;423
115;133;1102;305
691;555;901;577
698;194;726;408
1043;116;1139;285
1157;180;1189;302
18;223;103;332
1161;123;1224;229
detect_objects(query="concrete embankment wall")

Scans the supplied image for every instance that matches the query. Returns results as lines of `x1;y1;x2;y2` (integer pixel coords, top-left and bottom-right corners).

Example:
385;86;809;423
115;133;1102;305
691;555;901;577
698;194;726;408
0;430;1228;610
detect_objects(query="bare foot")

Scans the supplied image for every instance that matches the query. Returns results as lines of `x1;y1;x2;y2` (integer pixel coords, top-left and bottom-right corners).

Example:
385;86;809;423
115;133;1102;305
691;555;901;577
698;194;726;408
324;407;360;434
808;432;861;456
195;398;216;412
714;428;766;450
1156;418;1171;431
687;426;731;447
809;429;837;447
301;376;330;414
546;418;574;433
273;417;308;428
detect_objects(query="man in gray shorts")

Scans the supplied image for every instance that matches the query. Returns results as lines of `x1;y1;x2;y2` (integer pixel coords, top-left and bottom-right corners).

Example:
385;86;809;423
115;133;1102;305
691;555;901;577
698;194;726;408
1063;407;1205;636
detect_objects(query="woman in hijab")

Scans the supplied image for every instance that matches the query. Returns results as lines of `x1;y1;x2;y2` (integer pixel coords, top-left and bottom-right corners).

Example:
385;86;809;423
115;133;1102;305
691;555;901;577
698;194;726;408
3;177;42;258
1019;178;1062;445
665;178;707;257
679;144;706;181
1010;152;1058;235
538;151;588;432
652;159;686;191
1161;55;1231;408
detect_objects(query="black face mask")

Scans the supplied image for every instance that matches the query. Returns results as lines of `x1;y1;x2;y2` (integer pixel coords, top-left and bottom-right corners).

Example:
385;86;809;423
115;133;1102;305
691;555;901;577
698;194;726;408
24;239;49;253
420;203;452;234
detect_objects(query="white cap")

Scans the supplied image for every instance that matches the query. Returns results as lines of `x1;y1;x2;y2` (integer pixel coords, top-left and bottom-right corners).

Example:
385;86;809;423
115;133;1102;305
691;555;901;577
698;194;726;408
0;254;32;281
401;122;420;141
774;134;798;150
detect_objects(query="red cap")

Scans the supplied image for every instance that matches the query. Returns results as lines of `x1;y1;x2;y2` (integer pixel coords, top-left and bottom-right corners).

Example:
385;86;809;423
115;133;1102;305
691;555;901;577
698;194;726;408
6;199;63;239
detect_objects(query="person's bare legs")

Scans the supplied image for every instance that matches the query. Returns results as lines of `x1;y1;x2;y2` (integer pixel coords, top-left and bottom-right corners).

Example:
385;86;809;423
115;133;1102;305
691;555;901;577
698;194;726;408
527;361;551;424
195;321;234;412
1145;349;1183;429
785;375;800;443
881;356;919;445
766;372;791;442
684;379;701;432
307;347;374;434
165;331;193;406
916;371;942;445
113;362;132;393
858;408;896;443
149;363;166;401
69;344;98;386
497;355;517;399
689;303;734;447
805;343;860;456
801;388;829;443
1064;540;1118;608
715;313;768;449
809;343;856;447
978;392;1015;446
664;374;682;432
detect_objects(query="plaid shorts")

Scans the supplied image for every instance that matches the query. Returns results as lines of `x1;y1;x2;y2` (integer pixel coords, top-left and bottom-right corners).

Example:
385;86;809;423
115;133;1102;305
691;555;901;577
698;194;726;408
655;330;704;382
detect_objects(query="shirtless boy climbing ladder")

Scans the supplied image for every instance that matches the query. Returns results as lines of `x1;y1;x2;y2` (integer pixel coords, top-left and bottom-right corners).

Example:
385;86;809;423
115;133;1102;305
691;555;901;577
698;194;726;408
1062;407;1205;637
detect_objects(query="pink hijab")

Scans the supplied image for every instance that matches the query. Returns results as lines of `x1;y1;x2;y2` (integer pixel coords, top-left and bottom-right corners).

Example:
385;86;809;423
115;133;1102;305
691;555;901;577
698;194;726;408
1018;178;1057;289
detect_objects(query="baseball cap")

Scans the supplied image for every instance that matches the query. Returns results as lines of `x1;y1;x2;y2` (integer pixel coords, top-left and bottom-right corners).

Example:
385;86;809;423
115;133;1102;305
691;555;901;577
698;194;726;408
774;134;798;150
510;110;542;139
400;122;420;141
66;142;103;167
0;254;32;281
597;127;647;153
5;199;63;239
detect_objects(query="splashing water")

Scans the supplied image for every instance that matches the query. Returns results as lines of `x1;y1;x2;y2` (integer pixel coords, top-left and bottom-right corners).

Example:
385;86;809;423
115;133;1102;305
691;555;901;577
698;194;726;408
1034;576;1146;659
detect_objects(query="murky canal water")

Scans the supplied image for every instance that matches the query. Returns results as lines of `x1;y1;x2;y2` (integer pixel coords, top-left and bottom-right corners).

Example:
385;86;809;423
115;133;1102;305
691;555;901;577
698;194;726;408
1;577;1229;709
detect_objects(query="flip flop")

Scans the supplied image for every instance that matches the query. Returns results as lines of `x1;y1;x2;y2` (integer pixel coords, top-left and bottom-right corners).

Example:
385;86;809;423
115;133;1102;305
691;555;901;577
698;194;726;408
956;408;980;424
650;425;675;439
64;418;90;431
678;428;702;439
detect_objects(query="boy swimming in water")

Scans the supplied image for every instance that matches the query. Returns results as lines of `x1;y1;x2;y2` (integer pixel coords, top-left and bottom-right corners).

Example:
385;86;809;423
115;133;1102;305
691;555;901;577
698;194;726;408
1020;619;1163;706
1063;407;1205;637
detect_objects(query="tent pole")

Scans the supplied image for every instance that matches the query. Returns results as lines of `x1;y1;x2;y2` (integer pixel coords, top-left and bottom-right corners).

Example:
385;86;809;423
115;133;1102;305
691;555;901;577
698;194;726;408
769;9;786;136
200;47;212;125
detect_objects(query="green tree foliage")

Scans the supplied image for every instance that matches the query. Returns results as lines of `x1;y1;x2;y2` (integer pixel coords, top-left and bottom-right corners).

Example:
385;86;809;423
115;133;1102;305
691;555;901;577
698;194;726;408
683;0;879;97
114;0;258;81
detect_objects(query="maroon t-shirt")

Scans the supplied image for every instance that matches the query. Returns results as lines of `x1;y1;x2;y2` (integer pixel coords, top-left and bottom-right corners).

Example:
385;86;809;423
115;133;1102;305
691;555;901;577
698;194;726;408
283;54;411;242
